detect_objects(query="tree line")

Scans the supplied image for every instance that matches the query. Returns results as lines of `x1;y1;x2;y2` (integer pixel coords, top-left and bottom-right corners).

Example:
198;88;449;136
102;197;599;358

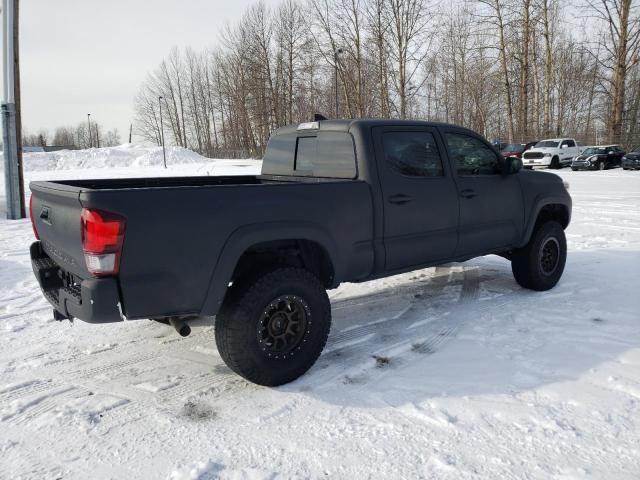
23;123;121;149
134;0;640;157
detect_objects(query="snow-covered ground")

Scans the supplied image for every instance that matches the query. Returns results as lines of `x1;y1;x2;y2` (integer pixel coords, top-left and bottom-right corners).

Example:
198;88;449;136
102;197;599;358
0;146;639;479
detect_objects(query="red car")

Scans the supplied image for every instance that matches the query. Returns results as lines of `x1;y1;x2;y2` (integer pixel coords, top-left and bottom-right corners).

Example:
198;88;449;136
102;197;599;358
501;142;538;159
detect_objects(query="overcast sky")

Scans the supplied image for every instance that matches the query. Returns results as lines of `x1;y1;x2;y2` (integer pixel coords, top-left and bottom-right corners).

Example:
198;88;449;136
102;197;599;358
3;0;280;140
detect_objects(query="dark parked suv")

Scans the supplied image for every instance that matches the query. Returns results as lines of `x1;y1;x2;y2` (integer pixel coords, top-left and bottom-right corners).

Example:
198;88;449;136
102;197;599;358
571;145;625;170
29;119;572;386
622;150;640;170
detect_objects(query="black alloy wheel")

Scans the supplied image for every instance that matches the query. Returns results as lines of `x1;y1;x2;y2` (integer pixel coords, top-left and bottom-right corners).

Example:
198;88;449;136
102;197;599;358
257;295;310;356
539;237;560;275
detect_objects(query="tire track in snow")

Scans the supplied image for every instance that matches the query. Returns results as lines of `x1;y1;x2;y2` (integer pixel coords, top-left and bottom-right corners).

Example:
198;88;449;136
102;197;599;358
1;384;79;425
0;379;53;402
305;266;485;387
61;269;472;416
1;266;504;421
10;270;464;419
326;266;460;350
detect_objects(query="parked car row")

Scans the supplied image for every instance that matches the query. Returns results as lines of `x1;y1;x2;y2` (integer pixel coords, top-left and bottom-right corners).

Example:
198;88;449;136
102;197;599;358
498;138;639;172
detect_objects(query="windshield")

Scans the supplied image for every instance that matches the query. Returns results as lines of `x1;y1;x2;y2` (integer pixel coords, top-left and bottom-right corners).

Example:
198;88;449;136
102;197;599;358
503;144;524;153
582;147;607;155
535;140;559;148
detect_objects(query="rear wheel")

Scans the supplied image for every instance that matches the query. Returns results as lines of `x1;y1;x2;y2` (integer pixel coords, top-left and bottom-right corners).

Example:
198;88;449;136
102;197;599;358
215;267;331;386
571;167;578;171
511;221;567;291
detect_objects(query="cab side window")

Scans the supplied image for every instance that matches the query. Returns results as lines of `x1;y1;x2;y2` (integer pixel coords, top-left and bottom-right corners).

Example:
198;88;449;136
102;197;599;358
445;133;501;175
382;131;444;177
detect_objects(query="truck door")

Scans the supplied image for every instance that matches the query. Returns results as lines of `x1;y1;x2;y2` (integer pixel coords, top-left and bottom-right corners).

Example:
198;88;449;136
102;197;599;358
442;129;524;257
373;126;459;271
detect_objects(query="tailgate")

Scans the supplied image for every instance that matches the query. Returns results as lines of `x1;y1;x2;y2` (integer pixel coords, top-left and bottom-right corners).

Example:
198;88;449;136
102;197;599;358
30;181;89;278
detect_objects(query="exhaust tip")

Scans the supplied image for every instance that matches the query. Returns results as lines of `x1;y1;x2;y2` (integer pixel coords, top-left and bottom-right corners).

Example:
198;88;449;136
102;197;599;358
177;324;191;337
169;317;191;337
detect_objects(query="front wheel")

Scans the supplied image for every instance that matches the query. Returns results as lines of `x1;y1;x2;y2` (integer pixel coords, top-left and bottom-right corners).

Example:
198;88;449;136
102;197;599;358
511;221;567;291
550;156;560;169
598;161;606;170
215;267;331;386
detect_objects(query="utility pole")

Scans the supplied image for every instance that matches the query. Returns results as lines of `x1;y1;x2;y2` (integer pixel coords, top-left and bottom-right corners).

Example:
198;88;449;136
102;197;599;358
2;0;26;219
87;113;92;148
334;48;343;119
159;96;167;168
128;122;133;144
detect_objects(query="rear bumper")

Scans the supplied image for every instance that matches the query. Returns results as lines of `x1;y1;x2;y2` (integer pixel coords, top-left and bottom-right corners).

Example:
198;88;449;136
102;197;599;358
30;242;124;323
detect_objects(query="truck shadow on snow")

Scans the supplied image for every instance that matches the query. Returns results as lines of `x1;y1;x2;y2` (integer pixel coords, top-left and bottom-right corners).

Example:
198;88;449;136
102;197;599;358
276;249;639;405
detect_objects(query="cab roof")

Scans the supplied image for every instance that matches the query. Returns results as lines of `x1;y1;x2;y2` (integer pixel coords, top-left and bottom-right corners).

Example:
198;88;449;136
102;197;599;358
273;119;479;137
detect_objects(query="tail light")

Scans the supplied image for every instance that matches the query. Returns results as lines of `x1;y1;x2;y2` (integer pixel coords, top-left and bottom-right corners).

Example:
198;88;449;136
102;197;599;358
81;208;126;276
29;195;40;239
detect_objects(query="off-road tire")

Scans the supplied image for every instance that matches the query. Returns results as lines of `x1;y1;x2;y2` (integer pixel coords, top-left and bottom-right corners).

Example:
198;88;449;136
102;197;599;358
511;221;567;291
215;267;331;386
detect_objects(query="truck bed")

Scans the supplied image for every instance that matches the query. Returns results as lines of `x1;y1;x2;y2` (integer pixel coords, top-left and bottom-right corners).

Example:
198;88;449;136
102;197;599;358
30;176;374;321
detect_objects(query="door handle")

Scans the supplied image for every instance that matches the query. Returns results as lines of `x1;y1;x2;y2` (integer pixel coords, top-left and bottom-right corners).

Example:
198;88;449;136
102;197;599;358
389;194;412;205
459;189;477;199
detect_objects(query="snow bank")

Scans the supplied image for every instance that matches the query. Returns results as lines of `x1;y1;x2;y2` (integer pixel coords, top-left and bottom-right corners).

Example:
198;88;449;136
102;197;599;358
12;144;213;172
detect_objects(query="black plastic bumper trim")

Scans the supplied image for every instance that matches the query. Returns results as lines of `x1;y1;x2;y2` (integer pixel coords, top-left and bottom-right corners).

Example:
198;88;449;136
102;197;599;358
30;241;123;323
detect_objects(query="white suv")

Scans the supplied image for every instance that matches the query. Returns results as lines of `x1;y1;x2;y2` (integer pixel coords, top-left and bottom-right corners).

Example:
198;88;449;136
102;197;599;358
522;138;583;169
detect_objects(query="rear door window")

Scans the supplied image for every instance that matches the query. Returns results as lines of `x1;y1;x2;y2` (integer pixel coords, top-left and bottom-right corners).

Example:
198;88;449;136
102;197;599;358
382;131;444;177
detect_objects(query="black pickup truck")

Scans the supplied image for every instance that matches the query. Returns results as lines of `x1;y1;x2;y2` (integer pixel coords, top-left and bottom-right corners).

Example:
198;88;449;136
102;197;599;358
29;119;572;386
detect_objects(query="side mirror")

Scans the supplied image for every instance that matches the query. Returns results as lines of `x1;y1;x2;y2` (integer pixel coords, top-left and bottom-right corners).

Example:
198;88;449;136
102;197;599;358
561;144;568;149
608;151;614;155
505;156;523;174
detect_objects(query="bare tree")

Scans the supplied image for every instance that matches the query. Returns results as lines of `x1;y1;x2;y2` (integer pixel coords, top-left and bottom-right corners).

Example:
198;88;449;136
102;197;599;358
541;0;556;137
129;0;639;155
386;0;432;118
478;0;516;142
586;0;640;142
53;126;75;146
